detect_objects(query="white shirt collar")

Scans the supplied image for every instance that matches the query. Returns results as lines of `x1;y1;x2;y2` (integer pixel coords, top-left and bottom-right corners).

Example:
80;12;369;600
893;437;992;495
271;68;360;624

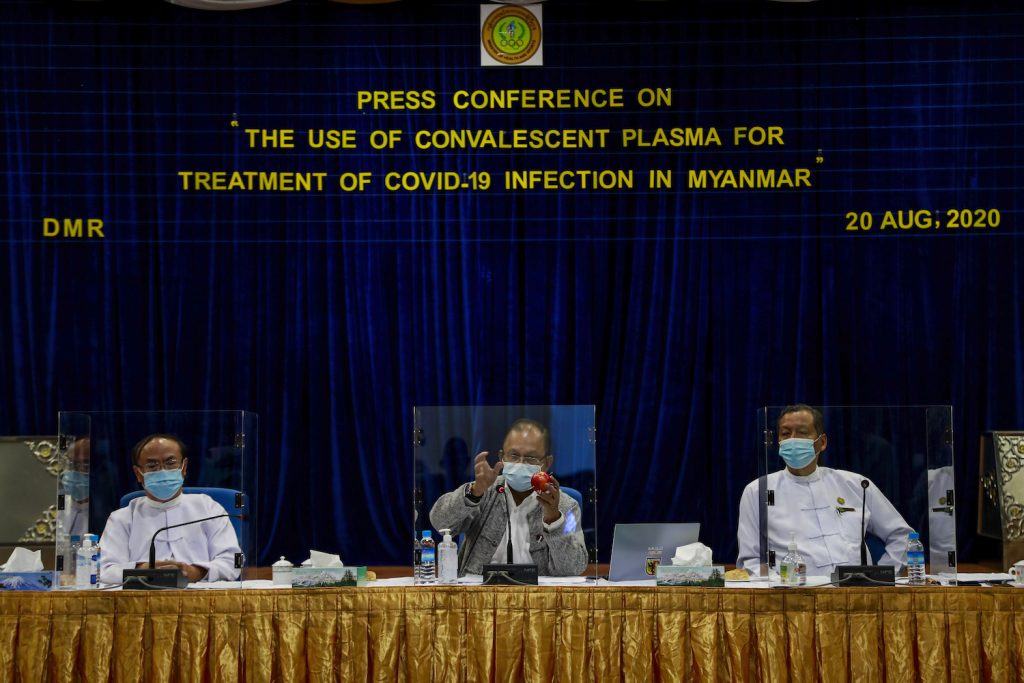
140;492;186;510
782;465;824;485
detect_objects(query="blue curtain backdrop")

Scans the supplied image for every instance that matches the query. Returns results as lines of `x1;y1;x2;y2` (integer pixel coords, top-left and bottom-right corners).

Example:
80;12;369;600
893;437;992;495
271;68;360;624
1;1;1022;565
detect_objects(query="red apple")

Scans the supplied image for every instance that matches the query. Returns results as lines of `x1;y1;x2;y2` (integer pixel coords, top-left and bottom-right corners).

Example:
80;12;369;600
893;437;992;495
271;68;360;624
531;471;553;492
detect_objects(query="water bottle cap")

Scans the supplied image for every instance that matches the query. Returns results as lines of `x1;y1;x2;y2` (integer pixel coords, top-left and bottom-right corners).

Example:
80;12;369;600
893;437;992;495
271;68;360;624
908;531;920;540
70;535;81;542
422;530;432;538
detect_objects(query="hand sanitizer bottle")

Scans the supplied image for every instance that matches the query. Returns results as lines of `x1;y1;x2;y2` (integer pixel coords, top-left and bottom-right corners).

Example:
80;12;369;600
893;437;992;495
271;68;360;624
437;529;458;584
76;534;100;588
779;533;807;586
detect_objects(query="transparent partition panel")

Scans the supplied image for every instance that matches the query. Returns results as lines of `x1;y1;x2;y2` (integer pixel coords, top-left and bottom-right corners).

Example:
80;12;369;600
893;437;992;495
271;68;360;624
55;412;92;587
759;405;956;583
747;408;773;577
55;411;258;588
924;406;956;580
413;405;596;579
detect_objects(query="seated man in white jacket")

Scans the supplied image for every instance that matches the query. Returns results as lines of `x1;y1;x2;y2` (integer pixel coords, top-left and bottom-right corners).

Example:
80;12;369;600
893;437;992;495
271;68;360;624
736;404;913;576
99;434;241;585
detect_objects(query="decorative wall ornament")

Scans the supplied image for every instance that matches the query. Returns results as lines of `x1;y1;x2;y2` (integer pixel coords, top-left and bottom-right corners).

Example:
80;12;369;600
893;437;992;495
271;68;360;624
27;439;61;476
19;506;57;543
995;433;1024;541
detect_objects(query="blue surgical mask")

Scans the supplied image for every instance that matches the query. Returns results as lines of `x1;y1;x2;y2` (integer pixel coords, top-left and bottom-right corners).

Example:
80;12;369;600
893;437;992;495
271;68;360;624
60;470;90;501
778;435;822;469
503;462;541;492
142;469;184;501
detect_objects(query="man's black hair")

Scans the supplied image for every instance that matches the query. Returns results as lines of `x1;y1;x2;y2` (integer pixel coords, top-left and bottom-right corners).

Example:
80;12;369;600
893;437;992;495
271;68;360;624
777;404;825;435
504;418;551;455
131;433;189;467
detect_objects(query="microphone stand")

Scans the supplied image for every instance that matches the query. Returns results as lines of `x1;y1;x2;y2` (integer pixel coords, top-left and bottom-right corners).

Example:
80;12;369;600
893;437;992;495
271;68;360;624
830;479;894;587
124;513;240;590
482;485;539;586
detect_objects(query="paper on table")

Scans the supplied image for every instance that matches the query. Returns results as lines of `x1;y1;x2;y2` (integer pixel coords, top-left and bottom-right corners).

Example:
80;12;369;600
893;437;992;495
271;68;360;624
597;578;657;587
373;577;416;587
538;575;589;585
954;573;1013;583
187;580;244;589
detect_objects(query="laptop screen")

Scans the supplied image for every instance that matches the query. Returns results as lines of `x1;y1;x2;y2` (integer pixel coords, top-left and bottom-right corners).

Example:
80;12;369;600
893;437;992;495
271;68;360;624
608;523;701;581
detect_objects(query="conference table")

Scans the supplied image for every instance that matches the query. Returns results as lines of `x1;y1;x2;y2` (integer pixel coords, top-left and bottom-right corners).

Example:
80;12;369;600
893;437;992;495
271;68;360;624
2;565;1023;682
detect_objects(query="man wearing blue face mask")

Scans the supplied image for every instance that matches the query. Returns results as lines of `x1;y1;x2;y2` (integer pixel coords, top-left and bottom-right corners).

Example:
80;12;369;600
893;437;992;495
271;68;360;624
736;405;913;576
98;434;241;585
429;418;588;576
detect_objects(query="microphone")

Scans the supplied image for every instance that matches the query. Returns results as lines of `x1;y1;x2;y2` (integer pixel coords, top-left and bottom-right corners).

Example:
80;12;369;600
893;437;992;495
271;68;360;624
860;480;869;565
504;490;514;563
124;513;244;590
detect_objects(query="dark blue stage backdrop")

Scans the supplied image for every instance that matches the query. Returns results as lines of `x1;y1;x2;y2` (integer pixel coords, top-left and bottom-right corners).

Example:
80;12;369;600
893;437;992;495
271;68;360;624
1;1;1021;566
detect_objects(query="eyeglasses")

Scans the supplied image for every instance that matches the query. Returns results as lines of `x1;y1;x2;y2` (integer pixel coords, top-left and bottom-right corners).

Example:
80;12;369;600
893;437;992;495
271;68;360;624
779;432;822;441
138;459;181;473
501;451;546;466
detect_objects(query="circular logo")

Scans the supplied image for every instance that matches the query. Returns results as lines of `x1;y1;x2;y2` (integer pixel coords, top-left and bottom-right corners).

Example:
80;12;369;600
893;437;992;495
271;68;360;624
482;6;542;66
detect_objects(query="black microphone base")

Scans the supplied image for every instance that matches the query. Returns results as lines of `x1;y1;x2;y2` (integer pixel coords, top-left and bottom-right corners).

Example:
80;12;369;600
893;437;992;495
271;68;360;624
830;565;895;587
482;564;539;586
122;568;190;590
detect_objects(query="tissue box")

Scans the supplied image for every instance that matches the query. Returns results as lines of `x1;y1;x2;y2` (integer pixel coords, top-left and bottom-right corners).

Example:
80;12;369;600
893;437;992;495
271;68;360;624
655;565;725;587
0;572;55;591
291;566;366;587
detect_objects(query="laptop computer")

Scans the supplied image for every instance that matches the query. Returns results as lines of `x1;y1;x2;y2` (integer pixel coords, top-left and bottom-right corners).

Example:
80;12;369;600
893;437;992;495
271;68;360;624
608;523;701;581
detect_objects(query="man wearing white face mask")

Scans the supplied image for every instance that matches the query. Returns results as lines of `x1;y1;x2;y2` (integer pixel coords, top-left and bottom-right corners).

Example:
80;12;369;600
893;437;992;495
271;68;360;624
98;434;241;585
429;418;588;576
736;405;913;576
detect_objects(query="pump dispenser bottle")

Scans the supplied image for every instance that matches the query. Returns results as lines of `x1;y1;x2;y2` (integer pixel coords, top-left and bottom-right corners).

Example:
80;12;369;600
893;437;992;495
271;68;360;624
437;528;458;583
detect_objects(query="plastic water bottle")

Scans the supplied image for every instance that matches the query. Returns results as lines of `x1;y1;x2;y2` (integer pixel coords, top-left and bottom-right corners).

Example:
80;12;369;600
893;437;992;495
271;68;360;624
779;533;807;586
64;534;83;587
76;533;100;588
906;532;926;585
437;528;458;584
69;534;82;569
418;530;436;584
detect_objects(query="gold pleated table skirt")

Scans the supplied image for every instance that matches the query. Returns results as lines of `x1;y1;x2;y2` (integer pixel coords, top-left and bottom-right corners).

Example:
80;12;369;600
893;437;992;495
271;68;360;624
2;586;1023;682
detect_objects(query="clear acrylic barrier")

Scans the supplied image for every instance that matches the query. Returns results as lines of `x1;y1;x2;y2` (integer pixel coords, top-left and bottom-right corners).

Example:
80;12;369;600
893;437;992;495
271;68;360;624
55;410;258;588
413;405;596;579
753;405;956;583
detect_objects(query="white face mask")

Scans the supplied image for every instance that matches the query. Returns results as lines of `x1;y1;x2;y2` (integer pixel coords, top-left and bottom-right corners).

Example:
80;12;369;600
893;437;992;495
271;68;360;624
502;462;540;492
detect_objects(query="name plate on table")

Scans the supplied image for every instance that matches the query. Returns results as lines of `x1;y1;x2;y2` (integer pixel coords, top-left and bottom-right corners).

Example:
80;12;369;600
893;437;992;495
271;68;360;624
0;571;54;591
482;563;539;585
292;566;367;587
830;565;895;587
655;565;726;587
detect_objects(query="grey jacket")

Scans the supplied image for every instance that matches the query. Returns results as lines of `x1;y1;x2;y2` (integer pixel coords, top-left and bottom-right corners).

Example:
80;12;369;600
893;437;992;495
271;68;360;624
429;476;588;576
